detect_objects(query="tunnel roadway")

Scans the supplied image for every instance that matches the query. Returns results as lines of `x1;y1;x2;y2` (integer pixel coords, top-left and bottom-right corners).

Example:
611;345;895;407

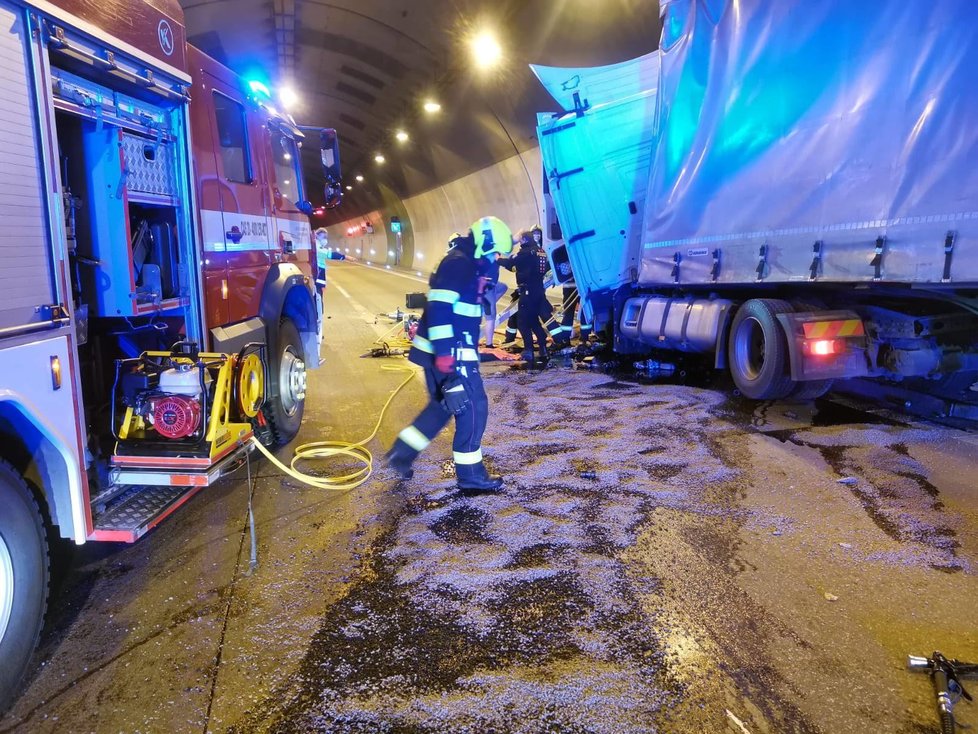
2;259;977;734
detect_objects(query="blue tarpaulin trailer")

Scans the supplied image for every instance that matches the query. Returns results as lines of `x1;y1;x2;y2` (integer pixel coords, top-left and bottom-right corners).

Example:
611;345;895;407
536;0;978;406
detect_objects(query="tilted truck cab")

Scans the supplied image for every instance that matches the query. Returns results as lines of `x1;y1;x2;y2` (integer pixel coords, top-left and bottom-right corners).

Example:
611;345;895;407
0;0;342;709
536;0;978;412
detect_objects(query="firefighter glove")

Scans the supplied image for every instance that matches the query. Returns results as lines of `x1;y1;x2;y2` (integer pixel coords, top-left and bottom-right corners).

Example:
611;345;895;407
441;374;470;416
434;354;456;374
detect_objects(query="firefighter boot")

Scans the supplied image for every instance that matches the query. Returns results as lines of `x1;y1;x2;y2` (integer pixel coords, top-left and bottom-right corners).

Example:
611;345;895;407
383;443;416;480
456;462;504;494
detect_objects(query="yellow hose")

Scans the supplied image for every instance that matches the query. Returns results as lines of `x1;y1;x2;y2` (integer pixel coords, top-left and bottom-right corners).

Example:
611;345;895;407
249;364;419;490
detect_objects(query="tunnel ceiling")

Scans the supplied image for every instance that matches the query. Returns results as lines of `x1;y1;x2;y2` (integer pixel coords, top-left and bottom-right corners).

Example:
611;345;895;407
178;0;660;223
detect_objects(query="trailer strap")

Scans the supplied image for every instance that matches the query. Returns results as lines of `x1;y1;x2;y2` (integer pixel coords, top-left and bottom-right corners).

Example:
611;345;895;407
755;244;768;281
942;231;956;283
810;240;822;281
871;236;886;281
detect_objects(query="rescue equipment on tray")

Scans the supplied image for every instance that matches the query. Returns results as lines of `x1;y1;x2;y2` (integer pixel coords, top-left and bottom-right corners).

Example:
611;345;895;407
908;652;978;734
112;341;265;464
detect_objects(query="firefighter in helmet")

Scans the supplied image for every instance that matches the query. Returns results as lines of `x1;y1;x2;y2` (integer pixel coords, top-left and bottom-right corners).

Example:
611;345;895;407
385;217;514;492
498;227;551;366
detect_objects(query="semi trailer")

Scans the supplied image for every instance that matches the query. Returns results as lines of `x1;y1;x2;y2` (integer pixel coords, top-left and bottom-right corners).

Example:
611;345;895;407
535;0;978;412
0;0;341;709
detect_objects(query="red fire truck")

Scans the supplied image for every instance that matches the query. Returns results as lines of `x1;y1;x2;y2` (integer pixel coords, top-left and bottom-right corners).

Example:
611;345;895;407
0;0;341;708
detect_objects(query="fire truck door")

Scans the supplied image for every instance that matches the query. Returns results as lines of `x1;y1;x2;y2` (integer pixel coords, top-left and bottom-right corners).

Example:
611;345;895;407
0;3;59;333
204;72;273;324
266;127;312;272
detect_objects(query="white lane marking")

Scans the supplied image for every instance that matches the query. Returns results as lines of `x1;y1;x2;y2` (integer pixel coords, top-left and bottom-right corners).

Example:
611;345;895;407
342;261;428;284
330;281;390;338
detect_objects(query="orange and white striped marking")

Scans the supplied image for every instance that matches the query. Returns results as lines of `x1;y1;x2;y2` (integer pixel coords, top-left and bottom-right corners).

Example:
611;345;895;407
802;319;865;339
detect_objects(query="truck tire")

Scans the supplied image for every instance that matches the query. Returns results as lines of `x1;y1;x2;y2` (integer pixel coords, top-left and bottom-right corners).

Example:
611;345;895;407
728;299;796;400
0;461;48;713
789;379;834;401
262;317;305;445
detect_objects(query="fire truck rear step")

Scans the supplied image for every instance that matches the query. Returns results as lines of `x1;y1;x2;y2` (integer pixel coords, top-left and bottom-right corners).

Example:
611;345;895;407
90;485;205;543
92;443;255;542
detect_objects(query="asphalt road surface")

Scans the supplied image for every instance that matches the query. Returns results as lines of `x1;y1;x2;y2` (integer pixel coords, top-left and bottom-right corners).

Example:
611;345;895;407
2;260;977;733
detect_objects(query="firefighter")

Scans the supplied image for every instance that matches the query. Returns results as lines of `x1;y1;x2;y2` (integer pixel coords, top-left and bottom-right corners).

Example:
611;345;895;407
479;238;509;349
498;228;550;365
385;218;514;492
501;288;520;346
314;227;329;296
550;259;592;348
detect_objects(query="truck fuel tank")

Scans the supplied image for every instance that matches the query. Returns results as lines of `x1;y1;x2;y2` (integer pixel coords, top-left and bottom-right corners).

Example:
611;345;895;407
620;296;732;353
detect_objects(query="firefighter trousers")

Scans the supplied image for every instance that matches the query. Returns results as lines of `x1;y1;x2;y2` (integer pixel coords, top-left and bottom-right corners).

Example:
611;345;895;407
391;362;490;479
517;289;550;355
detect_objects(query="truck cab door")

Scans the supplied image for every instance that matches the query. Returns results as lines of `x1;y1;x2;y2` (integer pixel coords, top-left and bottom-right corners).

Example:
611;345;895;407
265;126;312;271
204;72;273;324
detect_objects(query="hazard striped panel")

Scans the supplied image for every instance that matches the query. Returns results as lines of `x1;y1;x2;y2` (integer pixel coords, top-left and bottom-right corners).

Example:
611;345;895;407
802;319;865;339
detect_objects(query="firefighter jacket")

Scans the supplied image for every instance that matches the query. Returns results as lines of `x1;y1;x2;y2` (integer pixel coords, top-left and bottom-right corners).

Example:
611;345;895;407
498;244;548;296
409;241;484;366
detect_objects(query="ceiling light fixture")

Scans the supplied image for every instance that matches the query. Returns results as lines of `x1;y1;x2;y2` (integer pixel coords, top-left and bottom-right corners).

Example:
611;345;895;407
395;129;409;143
470;30;502;70
345;185;352;190
423;99;441;114
279;85;299;109
374;154;386;164
355;174;364;182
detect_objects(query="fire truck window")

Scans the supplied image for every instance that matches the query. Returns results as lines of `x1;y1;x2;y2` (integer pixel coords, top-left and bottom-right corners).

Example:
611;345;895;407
272;132;302;208
213;93;252;184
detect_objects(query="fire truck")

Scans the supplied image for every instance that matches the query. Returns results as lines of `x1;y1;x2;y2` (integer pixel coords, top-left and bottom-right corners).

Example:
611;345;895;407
0;0;341;708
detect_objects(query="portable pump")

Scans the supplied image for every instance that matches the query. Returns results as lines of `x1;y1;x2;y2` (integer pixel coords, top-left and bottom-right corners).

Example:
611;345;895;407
112;341;267;469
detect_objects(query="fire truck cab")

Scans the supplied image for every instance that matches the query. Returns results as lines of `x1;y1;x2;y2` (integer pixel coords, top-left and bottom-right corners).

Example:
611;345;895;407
0;0;341;709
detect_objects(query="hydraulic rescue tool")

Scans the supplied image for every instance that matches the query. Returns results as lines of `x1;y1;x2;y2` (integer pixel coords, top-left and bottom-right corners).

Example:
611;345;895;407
908;652;978;733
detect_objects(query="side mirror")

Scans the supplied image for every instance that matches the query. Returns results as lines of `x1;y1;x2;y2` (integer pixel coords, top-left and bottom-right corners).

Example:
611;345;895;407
324;181;342;209
320;129;341;180
320;128;343;209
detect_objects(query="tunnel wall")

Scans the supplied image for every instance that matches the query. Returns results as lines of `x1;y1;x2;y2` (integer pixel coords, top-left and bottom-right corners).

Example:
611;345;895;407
326;147;544;284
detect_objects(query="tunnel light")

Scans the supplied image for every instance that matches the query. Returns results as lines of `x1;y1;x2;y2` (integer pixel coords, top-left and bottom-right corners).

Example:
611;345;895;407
279;85;299;110
370;249;376;255
416;252;423;260
386;265;392;270
388;250;395;257
423;99;441;114
395;129;409;143
346;185;352;190
416;271;422;276
374;154;386;164
470;30;502;70
355;174;364;182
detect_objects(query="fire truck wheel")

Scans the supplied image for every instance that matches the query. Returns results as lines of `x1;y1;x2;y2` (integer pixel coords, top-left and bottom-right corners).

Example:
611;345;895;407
263;317;306;445
0;460;49;713
728;298;796;400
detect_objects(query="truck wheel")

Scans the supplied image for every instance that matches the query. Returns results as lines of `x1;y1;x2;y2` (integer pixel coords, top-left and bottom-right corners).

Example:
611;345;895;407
0;461;49;713
789;379;834;400
262;317;306;445
728;299;796;400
